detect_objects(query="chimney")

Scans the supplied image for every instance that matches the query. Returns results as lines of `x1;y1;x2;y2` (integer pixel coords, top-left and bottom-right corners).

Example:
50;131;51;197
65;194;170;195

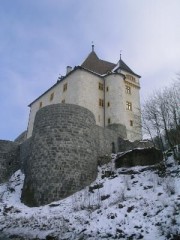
66;66;72;75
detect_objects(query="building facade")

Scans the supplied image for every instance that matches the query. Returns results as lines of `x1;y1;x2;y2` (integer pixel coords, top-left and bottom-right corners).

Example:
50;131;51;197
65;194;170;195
27;47;142;141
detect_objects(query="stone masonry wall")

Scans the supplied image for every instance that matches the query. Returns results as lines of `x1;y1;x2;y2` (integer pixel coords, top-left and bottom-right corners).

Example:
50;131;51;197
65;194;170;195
21;104;97;207
0;103;147;207
94;126;119;165
14;130;27;145
0;140;20;183
19;138;32;173
106;123;127;140
118;138;154;152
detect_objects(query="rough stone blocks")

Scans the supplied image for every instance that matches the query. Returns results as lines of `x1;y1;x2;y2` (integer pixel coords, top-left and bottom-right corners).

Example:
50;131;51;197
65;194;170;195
21;104;98;206
0;140;20;183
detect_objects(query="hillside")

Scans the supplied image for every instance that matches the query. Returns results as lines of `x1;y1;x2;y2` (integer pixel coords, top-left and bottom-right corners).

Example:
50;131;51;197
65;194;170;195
0;154;180;240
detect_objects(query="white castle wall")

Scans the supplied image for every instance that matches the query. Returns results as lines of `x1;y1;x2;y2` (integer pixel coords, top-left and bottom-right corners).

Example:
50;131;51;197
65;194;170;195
105;74;125;126
105;71;141;141
75;70;104;127
27;68;142;141
27;69;104;138
121;70;142;141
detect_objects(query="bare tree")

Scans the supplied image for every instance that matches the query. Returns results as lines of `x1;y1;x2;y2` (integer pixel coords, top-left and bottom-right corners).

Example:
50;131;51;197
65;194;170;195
168;80;180;145
142;77;180;159
142;95;165;151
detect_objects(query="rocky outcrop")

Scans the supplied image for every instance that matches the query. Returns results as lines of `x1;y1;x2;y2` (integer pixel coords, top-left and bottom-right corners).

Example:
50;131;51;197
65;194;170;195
115;148;163;168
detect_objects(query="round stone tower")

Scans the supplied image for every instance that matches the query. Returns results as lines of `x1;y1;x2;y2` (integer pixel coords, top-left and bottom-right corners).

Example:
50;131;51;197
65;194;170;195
21;104;97;206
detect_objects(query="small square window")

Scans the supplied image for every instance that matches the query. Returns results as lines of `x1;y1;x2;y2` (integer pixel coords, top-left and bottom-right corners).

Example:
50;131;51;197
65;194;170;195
99;82;103;91
106;86;109;92
107;102;110;107
130;120;133;126
99;99;104;107
63;83;67;92
50;93;54;101
108;118;111;124
62;99;65;103
39;101;42;108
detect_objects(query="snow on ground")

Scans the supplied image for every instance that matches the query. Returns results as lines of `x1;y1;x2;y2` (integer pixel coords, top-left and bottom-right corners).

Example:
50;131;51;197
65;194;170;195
0;154;180;240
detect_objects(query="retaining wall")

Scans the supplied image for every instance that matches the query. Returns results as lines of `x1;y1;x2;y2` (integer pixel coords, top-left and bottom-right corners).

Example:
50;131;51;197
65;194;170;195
106;123;127;139
1;103;147;207
118;138;154;152
0;140;20;183
19;138;32;173
14;130;27;144
94;126;119;165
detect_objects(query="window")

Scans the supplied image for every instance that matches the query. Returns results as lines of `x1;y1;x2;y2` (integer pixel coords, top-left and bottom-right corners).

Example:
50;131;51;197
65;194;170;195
63;83;67;92
98;115;100;122
50;93;54;101
126;101;132;111
130;120;133;126
99;82;104;91
126;74;135;82
106;86;109;92
126;85;131;94
108;118;111;124
107;102;110;107
99;99;104;107
62;99;65;103
39;101;42;108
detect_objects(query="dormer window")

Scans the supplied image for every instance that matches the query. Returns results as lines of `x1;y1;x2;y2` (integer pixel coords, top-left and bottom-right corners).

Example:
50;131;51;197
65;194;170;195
126;74;135;82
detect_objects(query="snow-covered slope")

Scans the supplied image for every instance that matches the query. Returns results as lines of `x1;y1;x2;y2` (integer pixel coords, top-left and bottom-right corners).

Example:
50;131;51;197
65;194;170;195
0;155;180;240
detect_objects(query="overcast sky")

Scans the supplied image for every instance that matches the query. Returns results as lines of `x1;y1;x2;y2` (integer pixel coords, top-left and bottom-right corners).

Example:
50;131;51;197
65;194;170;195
0;0;180;140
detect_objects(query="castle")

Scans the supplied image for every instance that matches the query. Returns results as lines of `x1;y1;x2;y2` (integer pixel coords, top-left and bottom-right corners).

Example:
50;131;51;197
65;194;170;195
27;45;142;141
0;47;145;207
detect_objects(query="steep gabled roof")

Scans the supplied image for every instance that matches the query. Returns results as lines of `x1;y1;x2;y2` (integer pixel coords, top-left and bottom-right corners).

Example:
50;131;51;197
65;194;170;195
81;51;116;75
81;50;140;77
119;59;136;75
114;59;141;78
29;50;141;107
